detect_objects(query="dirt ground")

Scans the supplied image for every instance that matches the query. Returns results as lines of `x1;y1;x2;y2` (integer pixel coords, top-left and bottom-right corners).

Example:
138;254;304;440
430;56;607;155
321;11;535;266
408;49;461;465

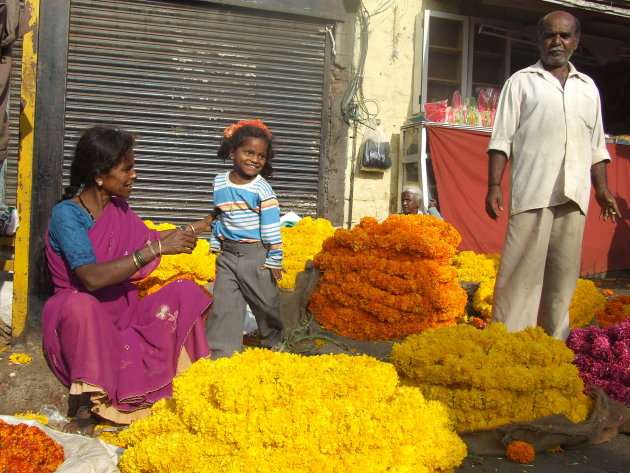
1;276;629;472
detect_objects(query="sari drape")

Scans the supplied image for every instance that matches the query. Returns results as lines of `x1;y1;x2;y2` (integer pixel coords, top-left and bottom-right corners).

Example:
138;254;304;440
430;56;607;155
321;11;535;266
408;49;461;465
42;197;211;422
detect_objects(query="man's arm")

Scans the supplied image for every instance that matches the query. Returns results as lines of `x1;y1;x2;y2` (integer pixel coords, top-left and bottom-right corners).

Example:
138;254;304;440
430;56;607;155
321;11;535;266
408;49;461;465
591;161;619;222
485;150;508;219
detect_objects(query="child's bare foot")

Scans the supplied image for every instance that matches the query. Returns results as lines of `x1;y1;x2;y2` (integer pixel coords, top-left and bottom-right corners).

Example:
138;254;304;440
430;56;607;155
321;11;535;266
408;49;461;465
63;406;98;436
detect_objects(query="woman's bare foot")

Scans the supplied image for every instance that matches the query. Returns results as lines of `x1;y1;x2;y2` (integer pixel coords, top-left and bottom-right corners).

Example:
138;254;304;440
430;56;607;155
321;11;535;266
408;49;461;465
63;406;98;436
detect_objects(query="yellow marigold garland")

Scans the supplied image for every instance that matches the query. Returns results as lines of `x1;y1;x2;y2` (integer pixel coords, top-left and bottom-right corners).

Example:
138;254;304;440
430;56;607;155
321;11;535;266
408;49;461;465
472;277;495;321
134;221;216;298
278;217;336;290
309;215;467;340
471;278;606;328
119;349;467;473
569;279;606;328
595;295;630;328
391;323;592;432
453;251;500;282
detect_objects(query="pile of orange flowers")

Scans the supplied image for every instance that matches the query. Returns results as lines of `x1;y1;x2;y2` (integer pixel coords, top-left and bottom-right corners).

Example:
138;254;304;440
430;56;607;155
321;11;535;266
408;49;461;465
595;295;630;328
0;420;65;473
308;215;467;340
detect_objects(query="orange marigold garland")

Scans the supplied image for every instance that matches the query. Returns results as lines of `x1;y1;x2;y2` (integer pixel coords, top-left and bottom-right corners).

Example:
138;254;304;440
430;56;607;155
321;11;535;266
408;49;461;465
506;441;535;464
308;215;467;340
595;295;630;328
0;420;65;473
223;119;272;139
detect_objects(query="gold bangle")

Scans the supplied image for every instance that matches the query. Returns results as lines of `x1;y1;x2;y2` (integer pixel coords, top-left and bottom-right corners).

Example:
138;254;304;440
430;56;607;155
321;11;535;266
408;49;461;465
146;239;157;259
188;224;196;235
157;239;162;256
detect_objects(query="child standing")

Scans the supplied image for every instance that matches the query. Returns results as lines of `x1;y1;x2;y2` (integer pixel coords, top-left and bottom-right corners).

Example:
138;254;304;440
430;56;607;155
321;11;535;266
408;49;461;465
207;119;285;359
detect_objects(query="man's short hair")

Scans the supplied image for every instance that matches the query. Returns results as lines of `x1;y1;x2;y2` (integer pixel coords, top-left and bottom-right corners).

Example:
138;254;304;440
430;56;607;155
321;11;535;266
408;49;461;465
402;185;423;202
537;11;581;41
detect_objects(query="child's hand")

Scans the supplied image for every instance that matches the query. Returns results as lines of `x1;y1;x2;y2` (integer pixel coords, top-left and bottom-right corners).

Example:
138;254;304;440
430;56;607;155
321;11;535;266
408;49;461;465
261;266;286;281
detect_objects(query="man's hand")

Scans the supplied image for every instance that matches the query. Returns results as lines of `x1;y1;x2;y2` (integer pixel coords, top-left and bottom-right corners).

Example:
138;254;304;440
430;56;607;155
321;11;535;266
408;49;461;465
428;198;438;208
595;188;620;222
485;186;504;220
261;265;286;281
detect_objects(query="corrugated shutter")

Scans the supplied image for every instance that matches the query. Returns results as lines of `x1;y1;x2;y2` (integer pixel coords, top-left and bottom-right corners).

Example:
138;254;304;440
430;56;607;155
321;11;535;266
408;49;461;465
63;0;329;224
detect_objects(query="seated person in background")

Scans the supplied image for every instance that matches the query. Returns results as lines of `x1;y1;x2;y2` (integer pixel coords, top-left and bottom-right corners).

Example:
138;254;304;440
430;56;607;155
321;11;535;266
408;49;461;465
401;185;443;220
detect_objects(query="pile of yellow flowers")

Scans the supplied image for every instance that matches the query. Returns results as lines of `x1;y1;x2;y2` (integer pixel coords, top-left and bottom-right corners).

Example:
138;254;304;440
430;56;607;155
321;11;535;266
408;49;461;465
471;277;605;327
309;215;467;340
134;221;216;298
278;217;336;290
569;279;606;328
119;349;467;473
391;323;592;432
453;251;500;282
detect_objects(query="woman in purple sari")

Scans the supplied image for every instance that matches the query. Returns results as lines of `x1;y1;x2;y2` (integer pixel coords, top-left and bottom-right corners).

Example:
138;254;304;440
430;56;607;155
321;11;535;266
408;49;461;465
43;126;213;432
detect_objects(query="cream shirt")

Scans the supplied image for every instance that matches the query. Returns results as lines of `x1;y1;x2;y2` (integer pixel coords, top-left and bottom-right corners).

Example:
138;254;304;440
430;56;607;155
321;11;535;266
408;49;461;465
488;60;610;216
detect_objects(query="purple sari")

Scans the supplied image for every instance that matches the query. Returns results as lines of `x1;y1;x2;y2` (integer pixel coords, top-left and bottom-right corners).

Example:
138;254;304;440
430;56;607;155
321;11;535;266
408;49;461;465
42;197;211;421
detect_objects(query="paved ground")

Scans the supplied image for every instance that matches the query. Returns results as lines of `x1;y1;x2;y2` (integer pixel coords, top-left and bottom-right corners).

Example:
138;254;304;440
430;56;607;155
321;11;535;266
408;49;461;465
1;276;629;472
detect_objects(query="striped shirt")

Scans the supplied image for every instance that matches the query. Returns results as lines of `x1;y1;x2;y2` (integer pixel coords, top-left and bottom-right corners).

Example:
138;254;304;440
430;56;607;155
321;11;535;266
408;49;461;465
210;172;283;268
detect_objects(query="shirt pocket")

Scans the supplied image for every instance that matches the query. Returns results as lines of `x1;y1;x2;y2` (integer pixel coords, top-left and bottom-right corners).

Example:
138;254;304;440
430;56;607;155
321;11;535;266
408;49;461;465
575;91;597;132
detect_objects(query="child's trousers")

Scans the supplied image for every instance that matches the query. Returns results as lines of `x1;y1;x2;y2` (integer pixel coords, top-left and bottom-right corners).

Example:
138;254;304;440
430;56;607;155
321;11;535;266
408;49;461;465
206;240;284;359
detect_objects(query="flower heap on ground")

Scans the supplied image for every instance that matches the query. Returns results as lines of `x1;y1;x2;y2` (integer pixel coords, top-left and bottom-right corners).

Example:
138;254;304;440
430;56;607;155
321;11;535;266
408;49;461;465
118;349;467;473
391;323;592;432
278;217;336;290
470;273;605;328
133;221;216;298
0;419;65;473
453;250;500;284
569;279;607;328
308;214;467;340
595;295;630;328
566;318;630;405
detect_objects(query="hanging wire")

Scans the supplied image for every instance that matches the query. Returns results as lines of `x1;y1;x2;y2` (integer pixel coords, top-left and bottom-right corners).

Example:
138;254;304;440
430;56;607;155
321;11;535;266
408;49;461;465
340;1;394;127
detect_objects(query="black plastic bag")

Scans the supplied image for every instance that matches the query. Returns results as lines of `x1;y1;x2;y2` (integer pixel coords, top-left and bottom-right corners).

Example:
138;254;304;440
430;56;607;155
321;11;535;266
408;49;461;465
360;119;391;171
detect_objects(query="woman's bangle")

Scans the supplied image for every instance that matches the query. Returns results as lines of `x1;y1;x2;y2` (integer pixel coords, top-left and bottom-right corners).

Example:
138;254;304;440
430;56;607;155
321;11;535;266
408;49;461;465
488;183;501;187
146;239;157;259
188;224;196;235
157;239;162;256
135;249;148;267
132;251;141;270
178;224;186;231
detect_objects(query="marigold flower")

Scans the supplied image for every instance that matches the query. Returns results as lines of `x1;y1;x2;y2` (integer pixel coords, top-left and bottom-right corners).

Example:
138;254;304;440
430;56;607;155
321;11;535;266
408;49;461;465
506;440;535;464
134;220;216;298
119;350;467;473
223;119;272;139
594;295;630;328
14;411;49;425
453;250;500;282
279;217;336;290
309;214;466;340
8;353;32;365
391;323;592;432
0;420;65;473
602;289;614;296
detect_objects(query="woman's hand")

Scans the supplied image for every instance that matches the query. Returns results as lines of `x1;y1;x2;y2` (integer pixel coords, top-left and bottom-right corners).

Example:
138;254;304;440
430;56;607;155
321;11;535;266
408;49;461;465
159;228;198;255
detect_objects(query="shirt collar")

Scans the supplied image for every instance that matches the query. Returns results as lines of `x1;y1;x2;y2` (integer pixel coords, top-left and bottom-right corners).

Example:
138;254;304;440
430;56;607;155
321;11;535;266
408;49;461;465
528;59;589;83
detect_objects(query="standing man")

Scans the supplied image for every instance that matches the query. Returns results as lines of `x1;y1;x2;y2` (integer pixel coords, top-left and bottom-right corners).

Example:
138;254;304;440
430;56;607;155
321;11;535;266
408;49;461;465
485;11;618;340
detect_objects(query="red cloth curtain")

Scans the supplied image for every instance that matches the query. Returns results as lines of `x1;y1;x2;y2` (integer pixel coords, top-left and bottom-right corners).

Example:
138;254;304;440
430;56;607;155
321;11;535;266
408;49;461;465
427;125;630;275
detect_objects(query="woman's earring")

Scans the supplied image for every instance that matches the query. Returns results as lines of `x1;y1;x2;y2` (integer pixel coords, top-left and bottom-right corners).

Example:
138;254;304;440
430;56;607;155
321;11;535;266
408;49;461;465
97;180;103;187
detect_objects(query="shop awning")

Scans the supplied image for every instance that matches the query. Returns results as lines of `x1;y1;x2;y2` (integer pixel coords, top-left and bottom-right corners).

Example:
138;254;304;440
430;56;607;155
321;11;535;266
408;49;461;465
540;0;630;19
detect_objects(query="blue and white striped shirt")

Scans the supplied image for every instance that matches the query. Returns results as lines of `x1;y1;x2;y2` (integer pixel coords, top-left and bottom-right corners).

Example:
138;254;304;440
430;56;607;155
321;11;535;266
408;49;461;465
210;172;283;268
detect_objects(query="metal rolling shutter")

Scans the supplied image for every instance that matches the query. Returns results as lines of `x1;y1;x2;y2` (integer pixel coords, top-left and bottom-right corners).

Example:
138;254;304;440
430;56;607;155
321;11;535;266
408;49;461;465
64;0;329;224
5;38;22;207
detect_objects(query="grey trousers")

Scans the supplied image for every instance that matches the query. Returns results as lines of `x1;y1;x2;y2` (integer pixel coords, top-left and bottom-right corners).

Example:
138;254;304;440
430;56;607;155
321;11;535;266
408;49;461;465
492;201;586;340
206;240;283;359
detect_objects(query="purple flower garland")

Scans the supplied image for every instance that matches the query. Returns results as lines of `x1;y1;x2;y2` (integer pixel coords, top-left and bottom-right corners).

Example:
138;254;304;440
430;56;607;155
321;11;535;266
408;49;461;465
566;318;630;405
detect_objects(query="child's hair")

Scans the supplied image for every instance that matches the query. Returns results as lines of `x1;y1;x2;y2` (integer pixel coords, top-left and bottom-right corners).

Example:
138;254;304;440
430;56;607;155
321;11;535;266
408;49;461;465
218;121;275;179
63;126;136;200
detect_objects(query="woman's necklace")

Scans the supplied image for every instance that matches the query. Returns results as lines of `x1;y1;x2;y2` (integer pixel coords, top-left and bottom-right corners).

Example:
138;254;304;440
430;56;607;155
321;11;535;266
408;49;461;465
77;194;96;222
